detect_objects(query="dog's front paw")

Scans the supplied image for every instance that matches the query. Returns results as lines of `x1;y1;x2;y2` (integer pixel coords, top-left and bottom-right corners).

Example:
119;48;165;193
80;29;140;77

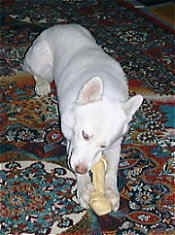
105;188;120;212
34;75;51;96
77;184;94;209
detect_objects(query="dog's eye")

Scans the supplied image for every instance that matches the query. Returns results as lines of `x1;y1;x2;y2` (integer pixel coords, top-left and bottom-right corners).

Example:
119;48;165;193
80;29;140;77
82;130;90;141
100;144;106;149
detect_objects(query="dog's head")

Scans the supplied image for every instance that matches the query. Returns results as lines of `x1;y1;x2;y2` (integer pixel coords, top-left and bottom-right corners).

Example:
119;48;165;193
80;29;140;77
63;77;143;174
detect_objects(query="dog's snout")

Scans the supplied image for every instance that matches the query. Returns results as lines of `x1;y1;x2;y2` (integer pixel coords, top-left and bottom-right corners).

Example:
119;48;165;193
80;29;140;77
75;164;88;174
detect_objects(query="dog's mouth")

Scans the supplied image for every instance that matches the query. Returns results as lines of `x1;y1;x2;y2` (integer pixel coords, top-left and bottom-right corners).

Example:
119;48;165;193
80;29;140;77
66;142;87;174
67;142;103;174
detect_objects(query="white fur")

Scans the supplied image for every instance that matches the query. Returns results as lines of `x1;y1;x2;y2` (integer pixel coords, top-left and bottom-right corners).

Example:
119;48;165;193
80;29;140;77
23;24;143;211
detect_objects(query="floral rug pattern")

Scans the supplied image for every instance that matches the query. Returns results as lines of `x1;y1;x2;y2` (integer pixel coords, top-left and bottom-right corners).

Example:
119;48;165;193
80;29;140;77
0;161;86;235
0;0;175;234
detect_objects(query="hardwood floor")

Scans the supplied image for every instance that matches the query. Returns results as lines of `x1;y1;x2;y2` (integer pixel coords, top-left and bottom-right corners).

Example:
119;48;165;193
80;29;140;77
150;2;175;25
128;0;174;30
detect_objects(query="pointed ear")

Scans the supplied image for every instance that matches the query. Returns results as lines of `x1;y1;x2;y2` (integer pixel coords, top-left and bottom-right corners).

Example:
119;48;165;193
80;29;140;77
77;76;103;105
124;95;143;121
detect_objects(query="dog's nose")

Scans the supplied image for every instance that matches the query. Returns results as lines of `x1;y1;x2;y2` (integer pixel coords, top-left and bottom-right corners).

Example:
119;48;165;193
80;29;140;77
75;164;88;174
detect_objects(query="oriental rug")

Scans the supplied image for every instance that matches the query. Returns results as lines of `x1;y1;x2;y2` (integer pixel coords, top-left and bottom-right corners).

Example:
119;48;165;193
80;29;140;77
0;0;175;234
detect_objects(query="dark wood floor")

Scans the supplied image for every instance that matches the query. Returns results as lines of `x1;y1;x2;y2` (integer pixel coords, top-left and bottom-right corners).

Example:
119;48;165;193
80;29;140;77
150;2;175;25
137;0;171;6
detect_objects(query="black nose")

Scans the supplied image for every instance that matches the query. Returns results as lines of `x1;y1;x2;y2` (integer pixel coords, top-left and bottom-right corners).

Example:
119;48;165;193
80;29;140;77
75;164;88;174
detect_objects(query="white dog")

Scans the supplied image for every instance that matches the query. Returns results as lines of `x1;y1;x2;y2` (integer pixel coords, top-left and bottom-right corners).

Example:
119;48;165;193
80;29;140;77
23;24;143;211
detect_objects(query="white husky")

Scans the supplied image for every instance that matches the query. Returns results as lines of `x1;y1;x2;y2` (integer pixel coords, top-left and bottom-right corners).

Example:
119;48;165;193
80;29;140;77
23;24;143;211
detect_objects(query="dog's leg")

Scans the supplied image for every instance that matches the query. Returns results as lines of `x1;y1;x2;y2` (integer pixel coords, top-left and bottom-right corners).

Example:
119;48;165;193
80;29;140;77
76;173;94;209
104;139;122;211
34;75;51;96
23;36;53;96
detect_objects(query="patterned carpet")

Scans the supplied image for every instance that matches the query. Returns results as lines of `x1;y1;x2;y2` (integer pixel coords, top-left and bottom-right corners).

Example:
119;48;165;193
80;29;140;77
0;0;175;234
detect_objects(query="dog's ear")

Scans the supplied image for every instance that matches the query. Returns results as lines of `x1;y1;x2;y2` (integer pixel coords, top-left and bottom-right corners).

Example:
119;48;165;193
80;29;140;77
77;76;103;105
124;95;143;121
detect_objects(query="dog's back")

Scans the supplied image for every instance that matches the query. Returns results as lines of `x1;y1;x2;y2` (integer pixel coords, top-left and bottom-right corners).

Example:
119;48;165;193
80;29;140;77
23;24;128;113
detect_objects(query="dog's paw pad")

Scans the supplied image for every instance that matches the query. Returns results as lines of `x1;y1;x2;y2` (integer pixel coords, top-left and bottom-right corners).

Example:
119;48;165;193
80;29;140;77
105;188;120;212
78;197;89;209
34;75;51;96
77;184;94;209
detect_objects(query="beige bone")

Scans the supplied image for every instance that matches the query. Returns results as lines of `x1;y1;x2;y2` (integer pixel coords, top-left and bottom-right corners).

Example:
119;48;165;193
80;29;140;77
89;156;112;216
